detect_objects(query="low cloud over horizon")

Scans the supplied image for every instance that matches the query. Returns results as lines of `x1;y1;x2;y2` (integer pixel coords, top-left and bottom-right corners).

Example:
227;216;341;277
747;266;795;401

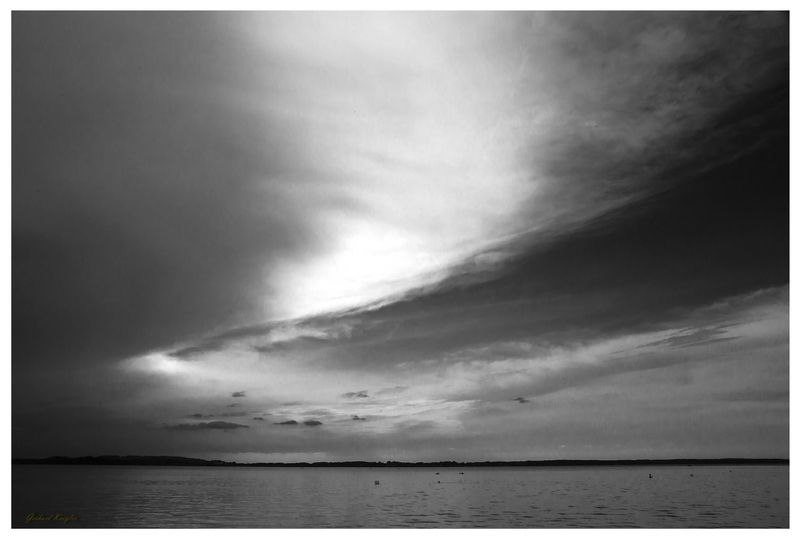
13;12;788;463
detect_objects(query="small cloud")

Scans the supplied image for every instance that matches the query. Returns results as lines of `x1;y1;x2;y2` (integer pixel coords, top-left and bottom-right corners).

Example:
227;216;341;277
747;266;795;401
219;412;247;417
342;390;369;399
232;391;247;398
166;421;249;431
350;415;366;421
304;420;322;426
274;420;299;425
513;397;530;404
186;413;214;418
253;417;265;421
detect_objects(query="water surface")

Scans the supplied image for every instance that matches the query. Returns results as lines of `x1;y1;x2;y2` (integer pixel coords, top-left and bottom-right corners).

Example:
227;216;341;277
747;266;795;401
12;465;788;528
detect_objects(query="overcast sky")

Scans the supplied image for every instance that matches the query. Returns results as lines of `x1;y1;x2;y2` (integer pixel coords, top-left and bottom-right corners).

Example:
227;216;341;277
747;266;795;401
12;12;788;462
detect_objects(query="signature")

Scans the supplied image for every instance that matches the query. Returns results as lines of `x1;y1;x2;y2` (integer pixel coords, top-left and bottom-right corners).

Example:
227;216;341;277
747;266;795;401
25;513;77;524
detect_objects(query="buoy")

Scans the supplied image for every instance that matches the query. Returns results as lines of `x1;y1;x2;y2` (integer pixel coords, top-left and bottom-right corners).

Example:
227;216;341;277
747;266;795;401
649;474;652;478
375;480;380;485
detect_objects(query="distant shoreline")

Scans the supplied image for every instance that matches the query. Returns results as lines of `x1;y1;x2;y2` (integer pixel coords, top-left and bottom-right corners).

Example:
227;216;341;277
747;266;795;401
11;456;789;468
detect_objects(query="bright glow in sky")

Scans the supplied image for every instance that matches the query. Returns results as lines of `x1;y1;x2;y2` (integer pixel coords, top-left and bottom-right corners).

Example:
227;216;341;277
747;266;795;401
239;13;540;318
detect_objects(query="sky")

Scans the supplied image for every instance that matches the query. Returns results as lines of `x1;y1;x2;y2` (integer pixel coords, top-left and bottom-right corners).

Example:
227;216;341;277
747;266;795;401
12;11;789;463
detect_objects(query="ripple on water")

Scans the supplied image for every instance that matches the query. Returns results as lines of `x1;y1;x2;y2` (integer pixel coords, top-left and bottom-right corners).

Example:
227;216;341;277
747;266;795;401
11;465;790;528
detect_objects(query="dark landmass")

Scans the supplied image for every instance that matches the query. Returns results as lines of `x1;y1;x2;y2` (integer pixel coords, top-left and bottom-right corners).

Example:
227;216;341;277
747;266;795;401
11;456;789;467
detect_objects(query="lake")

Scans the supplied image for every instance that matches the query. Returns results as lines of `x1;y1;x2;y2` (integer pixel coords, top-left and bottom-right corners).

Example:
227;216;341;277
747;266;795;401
12;464;788;528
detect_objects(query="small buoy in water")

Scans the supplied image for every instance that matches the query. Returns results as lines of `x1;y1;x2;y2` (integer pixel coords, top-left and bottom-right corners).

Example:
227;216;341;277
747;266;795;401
438;481;441;483
460;472;464;475
375;480;380;485
649;474;652;478
436;472;440;475
690;474;693;477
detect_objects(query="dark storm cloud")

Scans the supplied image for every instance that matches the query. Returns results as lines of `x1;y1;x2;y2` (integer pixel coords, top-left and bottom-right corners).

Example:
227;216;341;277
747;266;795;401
12;13;327;372
12;12;788;463
300;107;787;375
104;12;787;381
166;421;249;431
507;12;788;239
231;392;246;398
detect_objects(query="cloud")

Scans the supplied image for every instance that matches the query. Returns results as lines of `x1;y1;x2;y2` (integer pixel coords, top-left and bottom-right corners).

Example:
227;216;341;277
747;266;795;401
231;391;246;398
11;13;788;464
166;421;249;431
219;412;247;417
632;326;737;350
342;391;369;399
13;13;333;372
274;419;322;427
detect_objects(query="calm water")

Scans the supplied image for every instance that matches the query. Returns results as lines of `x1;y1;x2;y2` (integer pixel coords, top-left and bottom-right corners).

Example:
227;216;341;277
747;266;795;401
12;465;788;528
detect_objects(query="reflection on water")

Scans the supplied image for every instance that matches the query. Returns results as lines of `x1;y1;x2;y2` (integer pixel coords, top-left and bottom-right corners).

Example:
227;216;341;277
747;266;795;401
12;465;788;528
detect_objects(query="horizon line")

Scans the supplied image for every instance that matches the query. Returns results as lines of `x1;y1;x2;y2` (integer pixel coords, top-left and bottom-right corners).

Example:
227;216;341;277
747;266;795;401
12;455;790;467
